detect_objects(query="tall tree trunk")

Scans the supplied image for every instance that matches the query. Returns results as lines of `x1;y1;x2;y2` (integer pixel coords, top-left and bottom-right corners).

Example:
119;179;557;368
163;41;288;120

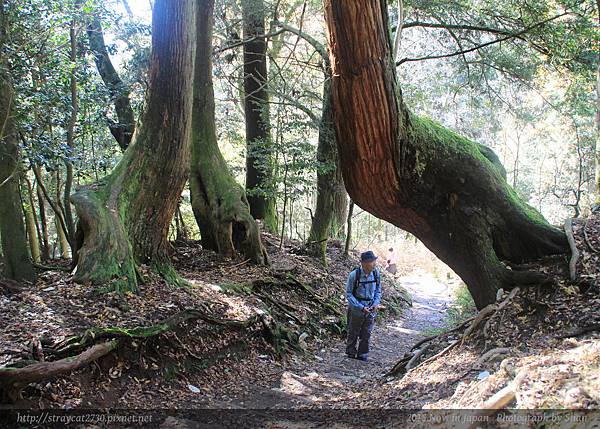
70;0;196;293
87;12;135;151
24;177;41;264
242;0;277;233
269;25;349;261
343;200;354;257
0;0;36;282
190;0;267;264
63;14;78;257
175;200;188;242
54;170;70;259
595;0;600;205
49;169;69;259
55;216;70;259
330;172;348;239
324;0;568;309
307;63;337;263
34;166;50;260
595;67;599;204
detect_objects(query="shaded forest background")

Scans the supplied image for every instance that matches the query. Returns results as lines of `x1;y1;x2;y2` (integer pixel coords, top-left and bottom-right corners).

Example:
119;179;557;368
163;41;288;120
0;0;600;415
0;0;598;287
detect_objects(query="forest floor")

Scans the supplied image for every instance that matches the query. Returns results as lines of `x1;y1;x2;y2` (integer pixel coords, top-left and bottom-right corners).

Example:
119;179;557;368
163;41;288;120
1;214;599;428
209;269;454;410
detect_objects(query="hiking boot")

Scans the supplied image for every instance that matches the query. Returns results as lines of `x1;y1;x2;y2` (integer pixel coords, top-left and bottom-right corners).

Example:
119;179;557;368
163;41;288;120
356;355;368;361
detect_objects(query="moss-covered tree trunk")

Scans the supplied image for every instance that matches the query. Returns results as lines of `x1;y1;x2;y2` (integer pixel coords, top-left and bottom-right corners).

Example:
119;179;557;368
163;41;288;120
242;0;277;233
281;30;347;262
87;12;135;151
23;179;41;264
0;131;35;282
70;0;196;293
324;0;568;309
190;0;267;265
0;0;36;282
307;61;337;263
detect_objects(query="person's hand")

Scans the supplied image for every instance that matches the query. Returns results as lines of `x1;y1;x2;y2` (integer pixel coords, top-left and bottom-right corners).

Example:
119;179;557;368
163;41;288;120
362;306;371;314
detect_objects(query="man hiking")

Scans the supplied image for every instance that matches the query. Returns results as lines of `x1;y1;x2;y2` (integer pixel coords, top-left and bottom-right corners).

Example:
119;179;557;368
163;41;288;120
345;250;382;361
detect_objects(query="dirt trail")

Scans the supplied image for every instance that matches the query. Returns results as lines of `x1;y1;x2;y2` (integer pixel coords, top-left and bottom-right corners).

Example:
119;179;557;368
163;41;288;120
228;270;455;408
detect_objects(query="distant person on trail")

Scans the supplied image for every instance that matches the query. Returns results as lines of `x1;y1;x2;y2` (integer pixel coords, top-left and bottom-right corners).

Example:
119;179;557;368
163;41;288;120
345;250;382;362
385;247;398;275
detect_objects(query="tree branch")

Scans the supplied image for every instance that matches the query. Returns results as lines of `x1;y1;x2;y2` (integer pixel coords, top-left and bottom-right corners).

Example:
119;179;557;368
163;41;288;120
396;13;568;66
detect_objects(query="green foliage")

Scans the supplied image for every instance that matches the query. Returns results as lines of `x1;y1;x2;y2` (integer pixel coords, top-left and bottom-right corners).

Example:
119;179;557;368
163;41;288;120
4;0;597;271
448;283;478;322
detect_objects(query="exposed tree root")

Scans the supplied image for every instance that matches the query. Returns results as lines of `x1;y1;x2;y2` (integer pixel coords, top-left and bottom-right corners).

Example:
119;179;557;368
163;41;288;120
474;347;512;367
416;340;460;368
408;317;475;353
387;289;522;378
386;341;460;378
0;279;28;294
269;272;343;317
405;344;430;370
482;288;520;339
0;308;284;403
254;290;305;325
50;308;262;357
0;341;118;403
386;317;477;377
461;305;497;344
465;371;527;429
32;263;71;272
558;324;600;339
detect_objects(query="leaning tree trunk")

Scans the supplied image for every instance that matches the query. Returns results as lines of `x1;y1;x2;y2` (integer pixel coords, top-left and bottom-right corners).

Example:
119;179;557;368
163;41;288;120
190;0;267;265
0;1;36;282
70;0;196;294
87;12;135;151
242;0;277;233
324;0;568;309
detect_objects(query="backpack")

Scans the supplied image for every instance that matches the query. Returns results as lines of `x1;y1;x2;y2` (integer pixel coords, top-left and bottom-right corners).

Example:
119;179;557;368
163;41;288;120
352;267;380;301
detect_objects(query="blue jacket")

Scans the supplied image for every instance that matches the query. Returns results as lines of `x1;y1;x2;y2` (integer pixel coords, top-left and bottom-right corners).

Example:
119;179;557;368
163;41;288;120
345;268;382;311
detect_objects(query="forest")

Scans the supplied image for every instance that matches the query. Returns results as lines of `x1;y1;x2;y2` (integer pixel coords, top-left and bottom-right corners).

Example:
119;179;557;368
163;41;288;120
0;0;599;426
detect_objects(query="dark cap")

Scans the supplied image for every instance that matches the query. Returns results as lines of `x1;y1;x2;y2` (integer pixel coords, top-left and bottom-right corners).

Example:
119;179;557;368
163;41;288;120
360;250;378;262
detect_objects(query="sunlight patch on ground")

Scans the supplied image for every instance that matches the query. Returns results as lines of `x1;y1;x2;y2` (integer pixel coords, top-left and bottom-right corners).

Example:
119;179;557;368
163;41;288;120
389;326;422;335
187;279;258;320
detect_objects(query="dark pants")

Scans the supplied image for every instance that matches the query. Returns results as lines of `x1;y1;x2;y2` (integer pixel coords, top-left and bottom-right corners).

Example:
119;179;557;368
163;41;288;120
345;306;376;358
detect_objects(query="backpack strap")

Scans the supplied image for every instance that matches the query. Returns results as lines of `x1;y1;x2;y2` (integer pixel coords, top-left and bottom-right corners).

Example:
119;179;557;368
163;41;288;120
352;267;361;299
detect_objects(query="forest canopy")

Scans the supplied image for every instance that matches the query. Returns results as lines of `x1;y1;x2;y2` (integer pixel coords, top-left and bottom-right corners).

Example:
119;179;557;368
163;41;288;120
0;0;597;304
